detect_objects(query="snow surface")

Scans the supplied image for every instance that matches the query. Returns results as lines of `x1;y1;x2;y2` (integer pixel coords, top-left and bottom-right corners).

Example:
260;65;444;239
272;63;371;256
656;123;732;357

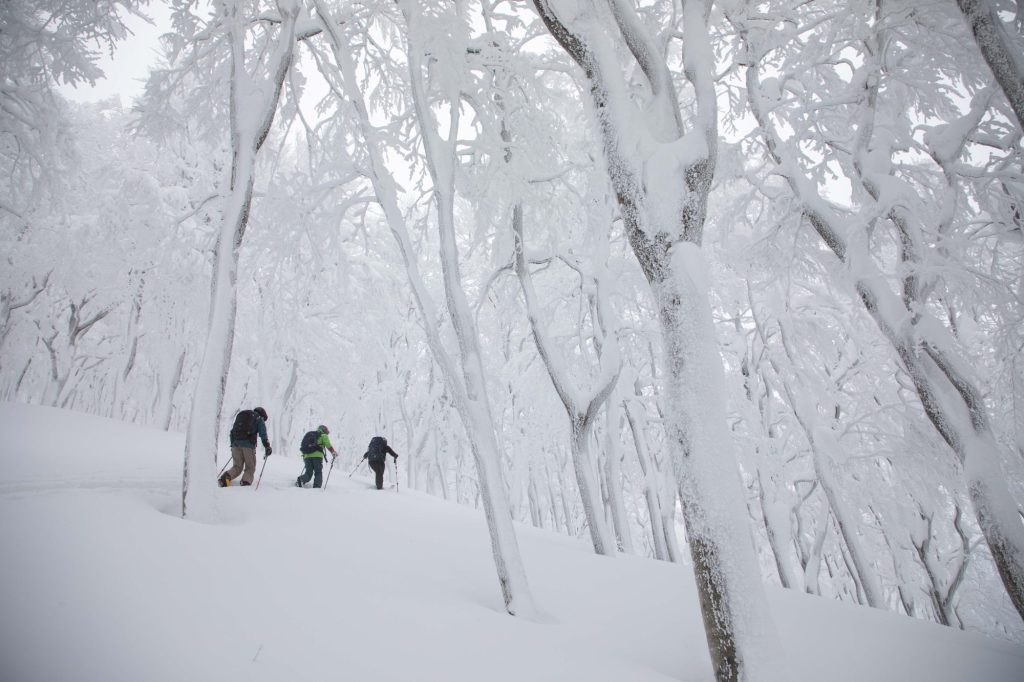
1;401;1022;682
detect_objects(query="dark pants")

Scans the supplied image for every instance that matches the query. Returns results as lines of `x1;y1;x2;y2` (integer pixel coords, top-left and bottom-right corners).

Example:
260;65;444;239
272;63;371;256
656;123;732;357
298;457;324;488
369;459;385;489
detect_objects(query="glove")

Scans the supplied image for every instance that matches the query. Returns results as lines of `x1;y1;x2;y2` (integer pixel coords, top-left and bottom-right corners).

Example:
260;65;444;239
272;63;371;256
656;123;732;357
264;444;273;458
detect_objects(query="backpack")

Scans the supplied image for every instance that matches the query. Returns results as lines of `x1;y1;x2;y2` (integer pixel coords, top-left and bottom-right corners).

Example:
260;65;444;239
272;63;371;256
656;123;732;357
229;410;258;442
366;436;387;463
300;430;322;455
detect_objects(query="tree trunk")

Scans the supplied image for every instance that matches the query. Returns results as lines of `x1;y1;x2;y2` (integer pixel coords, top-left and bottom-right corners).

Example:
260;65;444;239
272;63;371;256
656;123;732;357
955;0;1024;130
654;266;787;681
604;398;634;553
569;415;616;555
528;0;790;675
624;398;670;561
757;469;802;590
181;0;298;520
158;350;185;431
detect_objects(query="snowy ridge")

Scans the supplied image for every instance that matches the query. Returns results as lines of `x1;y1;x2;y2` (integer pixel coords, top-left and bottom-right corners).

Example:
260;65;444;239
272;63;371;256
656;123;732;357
0;401;1021;682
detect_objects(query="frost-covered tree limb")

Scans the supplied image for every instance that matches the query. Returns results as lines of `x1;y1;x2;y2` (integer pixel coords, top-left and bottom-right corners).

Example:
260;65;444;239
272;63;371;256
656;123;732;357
1;0;147;210
734;4;1024;621
0;272;51;363
955;0;1024;130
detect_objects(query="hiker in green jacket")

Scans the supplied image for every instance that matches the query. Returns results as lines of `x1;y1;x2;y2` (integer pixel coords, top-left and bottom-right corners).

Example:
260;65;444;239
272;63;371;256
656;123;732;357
295;425;337;489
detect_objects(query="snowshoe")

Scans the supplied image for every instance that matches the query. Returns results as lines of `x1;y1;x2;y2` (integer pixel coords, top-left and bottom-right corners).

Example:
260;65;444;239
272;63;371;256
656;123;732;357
218;474;231;488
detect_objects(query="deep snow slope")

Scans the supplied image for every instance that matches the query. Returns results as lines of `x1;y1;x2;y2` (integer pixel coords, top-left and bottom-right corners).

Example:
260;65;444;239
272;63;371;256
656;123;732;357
0;402;1021;682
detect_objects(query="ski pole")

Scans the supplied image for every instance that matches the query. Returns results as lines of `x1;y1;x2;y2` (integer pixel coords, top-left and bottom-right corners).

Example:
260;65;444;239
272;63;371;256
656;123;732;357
347;459;362;478
394;459;399;493
218;457;232;477
323;456;336;491
255;456;269;490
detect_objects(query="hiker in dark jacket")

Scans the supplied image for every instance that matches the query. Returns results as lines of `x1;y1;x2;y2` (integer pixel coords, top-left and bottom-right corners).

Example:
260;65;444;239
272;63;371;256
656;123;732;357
363;436;398;490
296;425;337;489
219;406;271;487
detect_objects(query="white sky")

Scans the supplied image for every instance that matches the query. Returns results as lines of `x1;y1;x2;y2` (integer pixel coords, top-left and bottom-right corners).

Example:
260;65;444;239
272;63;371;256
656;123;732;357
59;3;171;106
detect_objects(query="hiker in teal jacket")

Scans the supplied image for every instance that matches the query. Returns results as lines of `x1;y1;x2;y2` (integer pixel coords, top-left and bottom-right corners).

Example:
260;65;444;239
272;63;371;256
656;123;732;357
296;425;337;489
219;407;271;487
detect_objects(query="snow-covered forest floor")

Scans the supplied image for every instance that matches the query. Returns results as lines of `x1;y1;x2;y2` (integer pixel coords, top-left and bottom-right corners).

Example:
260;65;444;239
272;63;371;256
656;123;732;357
1;401;1022;682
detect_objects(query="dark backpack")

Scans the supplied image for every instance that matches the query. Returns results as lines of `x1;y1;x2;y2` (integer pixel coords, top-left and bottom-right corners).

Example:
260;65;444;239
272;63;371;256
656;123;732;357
300;430;322;455
366;436;387;463
229;410;258;442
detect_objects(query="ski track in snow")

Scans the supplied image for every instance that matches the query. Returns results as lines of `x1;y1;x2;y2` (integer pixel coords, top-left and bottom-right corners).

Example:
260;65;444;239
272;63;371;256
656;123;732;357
0;473;178;497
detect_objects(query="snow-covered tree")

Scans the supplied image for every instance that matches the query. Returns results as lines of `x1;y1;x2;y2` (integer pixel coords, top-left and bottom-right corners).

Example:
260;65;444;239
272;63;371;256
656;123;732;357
139;0;301;519
305;0;539;617
726;0;1024;621
529;0;790;678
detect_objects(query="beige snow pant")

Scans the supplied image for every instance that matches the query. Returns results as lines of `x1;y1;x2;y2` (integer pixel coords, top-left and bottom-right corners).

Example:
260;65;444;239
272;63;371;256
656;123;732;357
225;446;257;485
